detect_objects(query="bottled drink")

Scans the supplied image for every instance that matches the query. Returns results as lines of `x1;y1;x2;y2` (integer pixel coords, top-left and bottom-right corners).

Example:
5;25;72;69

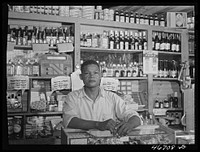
115;64;120;77
144;14;149;25
124;31;129;50
159;100;163;108
130;31;135;50
109;30;114;49
139;14;144;24
171;60;177;78
173;92;178;108
58;27;64;43
31;26;37;44
171;33;176;52
160;14;165;27
158;60;163;77
69;26;74;43
132;62;138;77
8;117;14;139
38;26;43;44
119;31;124;50
86;32;92;47
138;62;143;77
32;59;40;76
149;14;154;26
125;11;129;23
114;30;120;50
160;32;165;51
163;60;168;78
22;26;28;45
7;60;15;76
154;98;160;108
155;32;160;51
15;59;23;75
142;31;147;50
152;31;155;50
135;12;140;24
138;31;143;50
175;112;180;124
176;34;181;52
129;11;135;23
165;33;170;52
134;32;139;50
120;10;125;22
114;9;120;22
7;25;11;42
163;98;169;108
16;26;22;45
92;33;98;48
102;30;108;49
154;14;159;26
169;94;174;108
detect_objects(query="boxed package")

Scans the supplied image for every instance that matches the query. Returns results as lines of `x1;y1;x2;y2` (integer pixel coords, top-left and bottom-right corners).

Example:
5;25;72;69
167;12;187;28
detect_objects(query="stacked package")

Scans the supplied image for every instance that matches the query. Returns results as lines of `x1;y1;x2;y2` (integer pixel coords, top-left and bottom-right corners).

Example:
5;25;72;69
69;6;82;18
82;6;95;20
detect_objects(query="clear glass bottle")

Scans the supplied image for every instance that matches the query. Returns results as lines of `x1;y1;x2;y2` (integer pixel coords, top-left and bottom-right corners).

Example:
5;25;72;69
7;59;15;76
114;30;120;50
32;59;40;76
119;30;124;50
109;30;114;49
102;30;108;49
15;59;23;76
129;11;135;23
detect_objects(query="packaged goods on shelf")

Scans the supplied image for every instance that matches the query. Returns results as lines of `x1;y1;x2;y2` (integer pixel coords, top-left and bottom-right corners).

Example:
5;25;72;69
167;12;187;28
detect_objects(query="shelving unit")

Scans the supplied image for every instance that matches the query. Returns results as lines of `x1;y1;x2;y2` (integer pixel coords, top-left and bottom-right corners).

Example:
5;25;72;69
6;10;194;144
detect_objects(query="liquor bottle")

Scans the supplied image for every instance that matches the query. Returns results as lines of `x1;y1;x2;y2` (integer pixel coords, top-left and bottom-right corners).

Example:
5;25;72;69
154;14;159;26
135;12;140;24
152;31;155;50
144;14;149;25
32;59;40;76
173;92;178;108
163;98;169;108
102;61;107;77
158;60;163;77
138;62;143;77
125;11;129;23
142;31;147;50
7;60;15;76
119;30;124;50
176;34;181;52
23;59;29;76
114;9;120;22
171;33;176;52
114;30;120;50
163;60;168;78
134;32;139;50
57;27;63;43
130;31;135;50
138;31;143;50
171;60;177;78
46;27;51;46
154;98;160;108
16;26;22;45
15;59;23;75
132;62;138;77
102;30;108;49
175;112;180;125
38;26;43;44
109;30;114;49
160;32;165;51
80;32;84;47
124;31;129;50
155;32;160;51
139;13;144;24
69;26;74;43
129;11;135;23
10;26;16;43
127;63;132;77
169;94;174;108
149;14;154;26
165;33;170;52
160;14;165;27
120;10;125;22
35;26;39;44
31;26;36;44
159;100;163;108
92;33;98;48
115;64;120;77
86;32;92;48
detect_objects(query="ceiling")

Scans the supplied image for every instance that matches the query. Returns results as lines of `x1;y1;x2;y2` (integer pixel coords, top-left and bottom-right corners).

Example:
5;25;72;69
102;5;194;17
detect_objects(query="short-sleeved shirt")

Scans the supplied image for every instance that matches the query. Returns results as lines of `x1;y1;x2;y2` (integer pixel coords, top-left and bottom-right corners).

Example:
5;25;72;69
62;87;141;128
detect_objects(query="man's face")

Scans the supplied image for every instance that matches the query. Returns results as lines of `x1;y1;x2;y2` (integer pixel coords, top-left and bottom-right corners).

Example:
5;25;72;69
80;64;101;88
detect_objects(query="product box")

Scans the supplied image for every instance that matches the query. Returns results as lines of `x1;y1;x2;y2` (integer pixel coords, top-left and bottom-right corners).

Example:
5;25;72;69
167;12;187;28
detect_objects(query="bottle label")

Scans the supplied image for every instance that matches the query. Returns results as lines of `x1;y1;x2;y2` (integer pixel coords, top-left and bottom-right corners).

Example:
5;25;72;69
120;41;124;50
125;42;129;50
155;43;160;50
150;20;154;25
139;44;142;50
140;19;144;24
92;38;98;48
166;43;170;50
143;42;147;50
130;18;134;23
135;42;138;50
136;18;140;24
120;16;124;22
125;17;129;23
160;43;165;50
110;41;114;49
176;44;180;52
155;21;159;26
160;21;165;27
172;44;176;51
115;16;119;22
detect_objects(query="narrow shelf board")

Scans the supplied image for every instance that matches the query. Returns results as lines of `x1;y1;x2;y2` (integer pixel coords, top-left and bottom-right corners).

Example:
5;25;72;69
13;45;58;50
8;111;63;116
156;51;182;55
109;77;147;80
81;47;143;53
153;77;178;81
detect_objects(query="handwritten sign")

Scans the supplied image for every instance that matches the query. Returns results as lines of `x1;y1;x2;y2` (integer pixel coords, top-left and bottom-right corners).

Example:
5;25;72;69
100;77;119;91
51;76;71;91
143;51;158;74
7;76;29;90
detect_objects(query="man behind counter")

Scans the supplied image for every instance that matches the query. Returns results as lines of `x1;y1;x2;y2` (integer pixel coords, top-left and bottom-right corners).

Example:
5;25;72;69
62;60;141;136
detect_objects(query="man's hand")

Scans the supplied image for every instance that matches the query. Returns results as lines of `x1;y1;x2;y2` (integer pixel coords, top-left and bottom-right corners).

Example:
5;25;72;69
96;119;117;134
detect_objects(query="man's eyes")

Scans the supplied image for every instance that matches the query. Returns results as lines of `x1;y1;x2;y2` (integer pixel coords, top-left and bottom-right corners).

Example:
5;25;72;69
84;72;99;75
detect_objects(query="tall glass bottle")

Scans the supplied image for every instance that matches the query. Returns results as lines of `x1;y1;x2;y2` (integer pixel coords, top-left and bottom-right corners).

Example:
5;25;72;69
125;11;129;23
154;14;159;26
32;59;40;76
7;60;15;76
124;31;129;50
135;12;140;24
173;92;178;108
134;32;139;50
129;11;135;23
114;9;120;22
120;10;125;22
139;13;144;24
149;14;154;26
160;14;165;27
138;31;143;50
119;30;124;50
114;30;120;50
102;30;108;49
109;30;114;49
171;60;177;78
155;32;160;51
160;32;165;51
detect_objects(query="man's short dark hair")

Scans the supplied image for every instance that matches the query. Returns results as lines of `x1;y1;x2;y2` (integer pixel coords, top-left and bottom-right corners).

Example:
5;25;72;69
81;60;100;73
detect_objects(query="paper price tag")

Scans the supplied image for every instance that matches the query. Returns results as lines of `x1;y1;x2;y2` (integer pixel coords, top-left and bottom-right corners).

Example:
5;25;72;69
7;76;29;90
100;78;119;91
51;76;71;91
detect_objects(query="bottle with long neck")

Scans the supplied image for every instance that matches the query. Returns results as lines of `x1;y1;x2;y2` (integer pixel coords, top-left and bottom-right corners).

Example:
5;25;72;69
155;32;160;51
119;31;124;50
124;31;129;50
134;32;139;50
109;30;114;49
15;59;23;76
160;32;165;51
114;30;120;50
142;31;147;50
7;59;15;76
165;33;170;52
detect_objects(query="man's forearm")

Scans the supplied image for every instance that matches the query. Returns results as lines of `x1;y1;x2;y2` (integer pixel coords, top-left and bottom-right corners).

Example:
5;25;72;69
68;117;99;130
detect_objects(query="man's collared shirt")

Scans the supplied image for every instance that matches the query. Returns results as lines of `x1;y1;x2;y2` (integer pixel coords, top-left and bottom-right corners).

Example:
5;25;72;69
63;87;141;128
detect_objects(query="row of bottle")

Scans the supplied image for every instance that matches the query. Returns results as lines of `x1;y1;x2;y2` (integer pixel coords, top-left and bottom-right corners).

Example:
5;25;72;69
8;5;166;27
187;15;195;29
188;33;195;54
98;61;145;77
154;59;180;78
80;30;148;50
152;31;181;52
8;116;23;139
154;92;179;109
7;25;74;47
139;111;154;125
166;111;182;125
7;59;40;76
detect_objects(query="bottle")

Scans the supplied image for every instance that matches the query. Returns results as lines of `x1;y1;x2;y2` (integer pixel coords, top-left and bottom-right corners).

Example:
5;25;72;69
169;94;174;108
155;32;160;51
163;98;169;108
152;31;155;50
159;100;163;108
138;31;143;50
58;27;64;44
8;117;14;139
142;31;147;50
69;25;74;43
135;12;140;24
124;31;129;50
119;10;125;22
127;63;132;77
102;30;108;49
114;9;120;22
13;116;23;139
130;31;135;50
158;60;163;78
138;62;143;77
35;26;39;44
115;64;120;77
134;32;139;50
31;26;37;44
86;32;92;47
176;34;181;52
149;14;154;26
160;32;165;51
154;14;159;26
92;33;98;48
132;62;138;77
139;13;144;24
160;14;165;27
109;30;114;49
154;98;160;108
15;59;23;76
125;11;129;23
144;14;149;25
7;60;15;76
163;60;168;78
27;26;33;46
32;59;40;76
23;59;29;76
45;27;51;46
16;26;22;45
7;25;11;42
129;11;135;23
22;26;28;45
119;30;124;50
165;33;170;52
173;92;178;108
171;33;176;52
175;112;180;125
114;30;120;50
171;60;177;78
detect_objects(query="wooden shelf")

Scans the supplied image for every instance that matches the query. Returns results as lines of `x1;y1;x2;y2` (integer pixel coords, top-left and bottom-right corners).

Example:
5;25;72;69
153;77;178;81
156;51;182;55
106;77;147;80
81;47;143;54
8;111;63;116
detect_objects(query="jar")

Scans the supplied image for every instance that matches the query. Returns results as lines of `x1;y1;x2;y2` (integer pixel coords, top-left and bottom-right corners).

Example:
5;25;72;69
13;116;23;139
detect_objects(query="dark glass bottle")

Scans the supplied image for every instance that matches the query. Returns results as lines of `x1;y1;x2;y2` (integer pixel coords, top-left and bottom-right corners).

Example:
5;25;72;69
124;31;129;50
114;9;120;22
173;92;178;108
119;30;124;50
160;32;165;51
144;14;149;25
125;11;129;23
152;31;155;50
109;30;114;49
135;12;140;24
130;11;135;23
149;14;154;26
142;31;147;50
120;10;125;22
114;30;120;50
154;98;160;108
154;14;159;26
155;32;160;51
160;14;165;27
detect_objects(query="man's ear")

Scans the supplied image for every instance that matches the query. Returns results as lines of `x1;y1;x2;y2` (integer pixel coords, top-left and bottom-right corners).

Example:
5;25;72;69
79;74;83;80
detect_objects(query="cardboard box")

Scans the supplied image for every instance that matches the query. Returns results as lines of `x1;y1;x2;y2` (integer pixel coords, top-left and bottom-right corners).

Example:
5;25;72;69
167;12;187;28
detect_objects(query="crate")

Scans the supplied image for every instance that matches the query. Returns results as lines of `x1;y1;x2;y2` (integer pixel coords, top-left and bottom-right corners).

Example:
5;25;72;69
39;54;73;76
